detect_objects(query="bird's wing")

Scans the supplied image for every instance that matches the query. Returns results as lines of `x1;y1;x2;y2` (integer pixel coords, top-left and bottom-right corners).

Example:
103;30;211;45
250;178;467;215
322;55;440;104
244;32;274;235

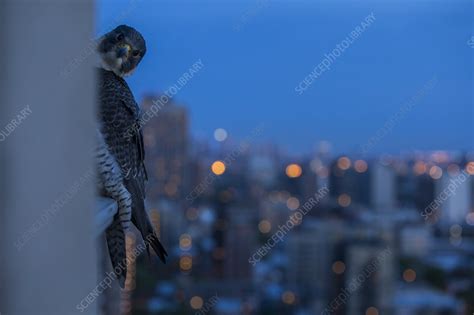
98;70;144;183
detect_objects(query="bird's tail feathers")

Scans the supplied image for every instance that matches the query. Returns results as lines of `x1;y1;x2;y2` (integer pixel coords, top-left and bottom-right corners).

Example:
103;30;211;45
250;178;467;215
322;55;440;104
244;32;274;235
143;225;168;263
127;180;168;264
105;219;127;288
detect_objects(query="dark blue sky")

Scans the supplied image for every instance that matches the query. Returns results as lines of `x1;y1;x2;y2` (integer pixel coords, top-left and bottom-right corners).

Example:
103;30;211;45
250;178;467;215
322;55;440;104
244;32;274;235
98;0;473;155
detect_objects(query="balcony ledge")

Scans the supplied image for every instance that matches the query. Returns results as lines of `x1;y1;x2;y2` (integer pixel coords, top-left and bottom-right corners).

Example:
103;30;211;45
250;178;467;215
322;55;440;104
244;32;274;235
95;197;118;236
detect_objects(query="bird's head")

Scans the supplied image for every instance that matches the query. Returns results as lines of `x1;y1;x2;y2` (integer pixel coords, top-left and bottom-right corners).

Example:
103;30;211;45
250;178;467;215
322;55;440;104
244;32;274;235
97;25;146;77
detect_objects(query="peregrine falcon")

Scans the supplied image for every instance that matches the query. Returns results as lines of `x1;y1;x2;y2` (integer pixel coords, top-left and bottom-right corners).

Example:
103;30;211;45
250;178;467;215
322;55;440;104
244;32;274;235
97;25;168;286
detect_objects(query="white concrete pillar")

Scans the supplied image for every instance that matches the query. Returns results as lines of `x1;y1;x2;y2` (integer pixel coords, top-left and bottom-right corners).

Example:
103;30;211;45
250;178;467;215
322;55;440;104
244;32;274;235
0;0;98;314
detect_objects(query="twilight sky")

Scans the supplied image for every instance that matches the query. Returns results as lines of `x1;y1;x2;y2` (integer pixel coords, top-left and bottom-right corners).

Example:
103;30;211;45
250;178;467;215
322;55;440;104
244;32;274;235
97;0;473;156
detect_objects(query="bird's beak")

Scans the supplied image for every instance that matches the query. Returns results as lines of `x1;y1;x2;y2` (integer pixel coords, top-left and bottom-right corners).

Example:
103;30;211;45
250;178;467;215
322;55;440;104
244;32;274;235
116;44;131;58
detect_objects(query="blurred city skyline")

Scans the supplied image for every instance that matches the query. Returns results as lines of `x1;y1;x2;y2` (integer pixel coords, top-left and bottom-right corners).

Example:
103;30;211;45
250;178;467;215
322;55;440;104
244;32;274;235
92;2;474;314
98;0;473;155
125;93;474;315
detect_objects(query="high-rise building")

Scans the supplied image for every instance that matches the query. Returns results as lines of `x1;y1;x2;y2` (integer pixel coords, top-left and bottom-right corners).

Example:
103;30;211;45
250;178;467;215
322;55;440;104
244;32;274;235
301;160;319;201
141;95;189;201
414;174;436;216
329;157;371;207
329;159;396;210
437;172;472;226
345;242;394;315
224;205;258;287
286;219;345;309
371;163;396;210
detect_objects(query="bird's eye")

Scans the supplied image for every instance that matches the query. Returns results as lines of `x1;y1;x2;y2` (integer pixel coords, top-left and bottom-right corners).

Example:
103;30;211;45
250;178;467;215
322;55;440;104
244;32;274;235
132;50;140;57
116;33;124;41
